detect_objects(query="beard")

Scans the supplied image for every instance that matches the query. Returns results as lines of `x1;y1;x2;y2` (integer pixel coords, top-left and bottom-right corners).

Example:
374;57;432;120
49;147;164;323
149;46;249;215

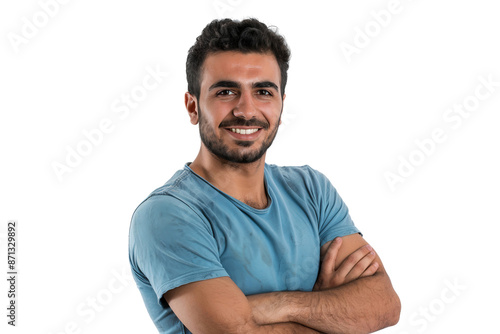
198;107;281;164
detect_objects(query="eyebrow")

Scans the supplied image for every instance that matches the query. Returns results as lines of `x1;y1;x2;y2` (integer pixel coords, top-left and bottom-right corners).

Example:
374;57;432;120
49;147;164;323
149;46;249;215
209;80;240;91
208;80;279;93
254;81;279;92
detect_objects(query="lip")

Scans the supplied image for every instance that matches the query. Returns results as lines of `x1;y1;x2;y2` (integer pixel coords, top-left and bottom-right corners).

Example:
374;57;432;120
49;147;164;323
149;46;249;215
223;127;263;141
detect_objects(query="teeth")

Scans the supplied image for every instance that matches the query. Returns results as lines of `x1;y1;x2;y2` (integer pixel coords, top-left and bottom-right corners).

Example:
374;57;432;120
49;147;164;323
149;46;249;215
230;128;259;135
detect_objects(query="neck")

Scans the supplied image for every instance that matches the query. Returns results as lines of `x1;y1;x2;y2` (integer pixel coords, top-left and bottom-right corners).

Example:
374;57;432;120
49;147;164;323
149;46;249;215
189;147;268;209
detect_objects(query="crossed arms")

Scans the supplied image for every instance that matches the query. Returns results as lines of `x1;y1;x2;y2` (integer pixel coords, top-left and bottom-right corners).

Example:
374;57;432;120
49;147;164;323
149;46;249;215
164;233;401;333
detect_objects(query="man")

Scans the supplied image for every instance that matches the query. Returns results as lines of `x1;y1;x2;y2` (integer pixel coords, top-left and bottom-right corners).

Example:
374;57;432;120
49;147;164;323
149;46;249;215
129;18;400;333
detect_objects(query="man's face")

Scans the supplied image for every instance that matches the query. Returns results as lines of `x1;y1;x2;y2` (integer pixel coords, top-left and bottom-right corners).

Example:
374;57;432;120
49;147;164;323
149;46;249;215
190;51;285;164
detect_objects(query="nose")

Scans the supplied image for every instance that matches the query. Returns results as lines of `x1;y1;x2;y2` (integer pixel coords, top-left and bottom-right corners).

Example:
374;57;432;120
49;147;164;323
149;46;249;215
232;90;257;119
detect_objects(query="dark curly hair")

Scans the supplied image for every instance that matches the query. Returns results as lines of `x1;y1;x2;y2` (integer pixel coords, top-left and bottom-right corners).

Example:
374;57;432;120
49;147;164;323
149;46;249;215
186;18;291;101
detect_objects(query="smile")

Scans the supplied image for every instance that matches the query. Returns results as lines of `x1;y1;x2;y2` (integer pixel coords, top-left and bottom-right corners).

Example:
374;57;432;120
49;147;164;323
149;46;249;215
229;128;259;135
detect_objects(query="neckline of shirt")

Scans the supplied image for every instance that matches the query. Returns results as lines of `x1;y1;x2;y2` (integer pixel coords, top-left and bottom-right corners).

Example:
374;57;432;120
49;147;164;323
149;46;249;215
183;163;273;214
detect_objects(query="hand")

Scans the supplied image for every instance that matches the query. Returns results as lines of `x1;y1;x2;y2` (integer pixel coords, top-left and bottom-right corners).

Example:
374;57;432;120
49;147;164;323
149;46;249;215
313;237;379;291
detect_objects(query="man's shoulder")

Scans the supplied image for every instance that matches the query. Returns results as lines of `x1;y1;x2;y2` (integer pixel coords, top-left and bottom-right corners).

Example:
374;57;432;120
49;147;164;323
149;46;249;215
146;166;193;198
266;163;312;175
266;163;329;185
131;166;203;222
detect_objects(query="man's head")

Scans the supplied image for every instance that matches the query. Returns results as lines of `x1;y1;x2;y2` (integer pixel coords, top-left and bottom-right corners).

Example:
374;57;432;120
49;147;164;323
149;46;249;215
185;18;291;164
186;18;291;102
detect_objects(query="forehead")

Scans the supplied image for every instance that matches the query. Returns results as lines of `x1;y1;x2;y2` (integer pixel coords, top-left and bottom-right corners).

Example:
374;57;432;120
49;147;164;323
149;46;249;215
200;51;281;89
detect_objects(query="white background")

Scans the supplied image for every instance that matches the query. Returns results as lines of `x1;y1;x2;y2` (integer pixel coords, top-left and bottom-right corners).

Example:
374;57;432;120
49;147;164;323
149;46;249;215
1;0;499;333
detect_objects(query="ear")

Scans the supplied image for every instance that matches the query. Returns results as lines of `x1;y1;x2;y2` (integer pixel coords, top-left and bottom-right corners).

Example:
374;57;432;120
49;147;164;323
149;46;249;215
185;92;199;125
279;93;286;125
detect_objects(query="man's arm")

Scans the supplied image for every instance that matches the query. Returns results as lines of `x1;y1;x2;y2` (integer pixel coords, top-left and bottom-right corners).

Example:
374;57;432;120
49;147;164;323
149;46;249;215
248;233;401;334
164;276;321;334
164;234;381;334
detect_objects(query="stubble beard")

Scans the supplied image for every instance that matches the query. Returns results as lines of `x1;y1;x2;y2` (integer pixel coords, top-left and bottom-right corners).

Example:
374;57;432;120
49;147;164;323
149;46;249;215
198;107;281;164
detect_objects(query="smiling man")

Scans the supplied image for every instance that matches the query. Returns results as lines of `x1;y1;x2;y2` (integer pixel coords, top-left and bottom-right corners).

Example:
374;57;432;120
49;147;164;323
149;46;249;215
129;18;400;333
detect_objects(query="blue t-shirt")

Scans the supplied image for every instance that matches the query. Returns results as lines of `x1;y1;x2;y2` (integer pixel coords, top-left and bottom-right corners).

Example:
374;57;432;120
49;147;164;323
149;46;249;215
128;164;360;333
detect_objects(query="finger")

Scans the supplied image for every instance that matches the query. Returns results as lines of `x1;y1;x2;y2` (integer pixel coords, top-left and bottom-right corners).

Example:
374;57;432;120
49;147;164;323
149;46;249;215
344;250;377;282
318;238;342;279
360;261;379;278
336;244;373;278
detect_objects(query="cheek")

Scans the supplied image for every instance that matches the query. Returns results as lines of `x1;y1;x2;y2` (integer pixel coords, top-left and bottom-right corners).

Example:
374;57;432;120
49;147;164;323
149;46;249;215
200;105;221;125
263;102;283;123
206;101;232;122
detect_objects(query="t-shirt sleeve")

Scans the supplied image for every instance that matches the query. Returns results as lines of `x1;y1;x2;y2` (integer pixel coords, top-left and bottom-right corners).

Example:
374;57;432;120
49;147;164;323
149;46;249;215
129;194;229;307
308;167;361;247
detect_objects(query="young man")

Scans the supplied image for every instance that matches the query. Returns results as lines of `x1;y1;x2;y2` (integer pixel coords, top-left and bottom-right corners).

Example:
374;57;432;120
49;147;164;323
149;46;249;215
129;18;400;333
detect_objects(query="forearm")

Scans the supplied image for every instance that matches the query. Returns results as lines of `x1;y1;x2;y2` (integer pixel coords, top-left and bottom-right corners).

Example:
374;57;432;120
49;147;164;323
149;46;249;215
254;322;321;334
246;293;321;333
250;272;400;334
289;272;400;333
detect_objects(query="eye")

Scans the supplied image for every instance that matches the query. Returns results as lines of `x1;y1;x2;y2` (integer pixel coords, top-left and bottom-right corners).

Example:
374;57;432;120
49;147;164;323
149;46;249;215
257;89;272;96
216;89;235;96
